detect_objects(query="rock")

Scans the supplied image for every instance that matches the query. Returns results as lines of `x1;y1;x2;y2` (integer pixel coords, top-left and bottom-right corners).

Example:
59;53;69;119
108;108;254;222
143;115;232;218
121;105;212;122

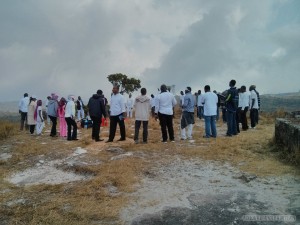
39;160;45;164
6;198;27;207
111;152;133;161
106;147;125;154
73;147;87;156
233;173;257;183
0;153;12;161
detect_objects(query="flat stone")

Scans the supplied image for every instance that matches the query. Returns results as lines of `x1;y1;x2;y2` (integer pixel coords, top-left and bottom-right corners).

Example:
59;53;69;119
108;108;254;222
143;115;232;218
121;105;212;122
106;147;125;154
110;152;133;161
0;153;12;161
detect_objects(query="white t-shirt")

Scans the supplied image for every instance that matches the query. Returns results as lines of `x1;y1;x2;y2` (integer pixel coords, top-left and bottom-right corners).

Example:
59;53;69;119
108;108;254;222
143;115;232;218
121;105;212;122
202;92;218;116
250;90;259;109
238;92;250;110
197;94;204;107
155;92;177;115
36;106;43;122
110;93;126;116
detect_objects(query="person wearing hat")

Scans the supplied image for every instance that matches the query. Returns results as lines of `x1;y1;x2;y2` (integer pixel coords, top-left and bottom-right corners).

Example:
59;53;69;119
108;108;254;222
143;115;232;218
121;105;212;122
47;93;59;137
65;95;78;141
18;93;30;131
249;85;259;129
27;95;37;134
180;87;195;140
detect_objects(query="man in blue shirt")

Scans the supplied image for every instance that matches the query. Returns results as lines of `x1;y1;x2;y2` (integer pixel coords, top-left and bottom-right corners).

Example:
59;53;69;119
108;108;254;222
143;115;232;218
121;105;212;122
181;87;195;140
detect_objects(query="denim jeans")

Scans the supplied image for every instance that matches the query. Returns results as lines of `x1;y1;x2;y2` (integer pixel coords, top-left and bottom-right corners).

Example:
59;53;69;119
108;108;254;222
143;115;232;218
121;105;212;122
204;115;217;138
226;111;237;135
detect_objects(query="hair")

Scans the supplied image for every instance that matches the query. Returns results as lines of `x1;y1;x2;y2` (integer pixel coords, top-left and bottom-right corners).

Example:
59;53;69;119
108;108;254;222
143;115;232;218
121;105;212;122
151;94;154;98
113;84;120;90
204;85;210;92
160;84;167;93
24;93;28;97
97;90;103;95
47;96;51;99
180;91;184;95
229;79;236;87
198;90;201;95
241;85;246;92
186;87;191;92
141;88;147;95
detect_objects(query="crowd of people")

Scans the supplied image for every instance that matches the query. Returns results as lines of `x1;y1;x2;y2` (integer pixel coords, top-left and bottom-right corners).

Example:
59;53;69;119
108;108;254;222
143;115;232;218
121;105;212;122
18;79;260;143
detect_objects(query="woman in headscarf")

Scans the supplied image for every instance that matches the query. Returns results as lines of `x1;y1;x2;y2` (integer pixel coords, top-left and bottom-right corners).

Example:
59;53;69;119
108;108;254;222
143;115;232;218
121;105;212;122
65;95;78;141
27;95;37;134
34;100;44;135
58;98;67;137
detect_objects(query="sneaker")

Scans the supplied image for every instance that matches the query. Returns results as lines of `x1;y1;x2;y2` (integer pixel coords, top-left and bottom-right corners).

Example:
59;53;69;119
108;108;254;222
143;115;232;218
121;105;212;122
170;140;175;143
161;140;167;144
134;140;139;144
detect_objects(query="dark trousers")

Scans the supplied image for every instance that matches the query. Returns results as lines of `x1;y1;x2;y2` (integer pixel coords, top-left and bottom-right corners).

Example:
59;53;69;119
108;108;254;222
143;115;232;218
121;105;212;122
134;120;148;142
65;117;77;140
29;125;35;134
236;108;241;133
240;107;249;130
91;116;102;141
48;115;57;136
250;109;258;128
108;114;126;141
20;112;27;130
222;108;227;122
226;111;237;135
158;112;174;141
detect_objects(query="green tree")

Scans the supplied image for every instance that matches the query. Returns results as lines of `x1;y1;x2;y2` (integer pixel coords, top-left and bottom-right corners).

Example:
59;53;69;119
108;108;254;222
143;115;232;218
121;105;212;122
107;73;141;95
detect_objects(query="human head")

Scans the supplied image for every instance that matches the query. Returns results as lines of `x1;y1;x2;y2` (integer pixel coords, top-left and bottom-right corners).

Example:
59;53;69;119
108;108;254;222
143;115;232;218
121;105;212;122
249;85;255;91
204;85;210;92
241;85;246;92
229;79;236;88
186;87;191;93
24;93;28;97
31;95;37;100
151;94;154;98
51;93;59;101
112;85;120;94
141;88;147;95
129;94;132;98
180;91;184;95
198;90;201;95
160;84;167;93
97;90;103;95
59;98;66;106
47;96;51;100
78;96;81;100
37;100;42;106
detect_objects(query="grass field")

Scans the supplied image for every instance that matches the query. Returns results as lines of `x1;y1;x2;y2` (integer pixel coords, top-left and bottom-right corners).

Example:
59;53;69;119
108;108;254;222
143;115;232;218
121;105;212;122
0;110;299;224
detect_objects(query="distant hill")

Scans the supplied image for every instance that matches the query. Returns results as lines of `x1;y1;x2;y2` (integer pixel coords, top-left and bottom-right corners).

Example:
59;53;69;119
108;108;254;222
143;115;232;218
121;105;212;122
260;92;300;112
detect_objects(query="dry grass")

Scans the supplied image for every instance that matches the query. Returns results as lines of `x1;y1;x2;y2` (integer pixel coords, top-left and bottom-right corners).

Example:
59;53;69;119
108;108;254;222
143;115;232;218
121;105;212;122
0;121;17;141
0;112;299;224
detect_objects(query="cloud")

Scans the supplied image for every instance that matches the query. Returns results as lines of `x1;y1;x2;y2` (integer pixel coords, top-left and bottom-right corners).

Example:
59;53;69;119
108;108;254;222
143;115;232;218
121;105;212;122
0;0;299;103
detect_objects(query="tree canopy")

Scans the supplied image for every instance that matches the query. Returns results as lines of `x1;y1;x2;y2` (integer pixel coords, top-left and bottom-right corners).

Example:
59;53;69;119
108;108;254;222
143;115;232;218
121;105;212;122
107;73;141;95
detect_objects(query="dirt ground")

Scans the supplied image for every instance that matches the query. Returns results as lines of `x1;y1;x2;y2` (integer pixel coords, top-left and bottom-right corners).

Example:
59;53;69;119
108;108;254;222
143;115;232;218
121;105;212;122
0;115;299;225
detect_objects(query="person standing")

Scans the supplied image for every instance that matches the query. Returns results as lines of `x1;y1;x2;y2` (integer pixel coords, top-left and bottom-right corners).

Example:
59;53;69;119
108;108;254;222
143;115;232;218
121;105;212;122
249;85;259;129
180;91;185;106
18;93;30;131
253;85;260;124
87;90;107;142
134;88;151;144
76;96;85;121
202;85;218;138
58;98;67;137
106;85;126;142
238;86;250;131
47;93;59;137
180;87;195;140
27;96;37;135
35;100;44;135
155;84;177;143
45;96;51;125
65;95;78;141
150;94;156;117
225;80;239;136
126;94;134;118
197;90;204;120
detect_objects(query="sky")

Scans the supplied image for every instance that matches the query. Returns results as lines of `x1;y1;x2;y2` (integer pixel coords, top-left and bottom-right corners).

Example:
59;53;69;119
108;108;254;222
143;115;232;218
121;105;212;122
0;0;299;102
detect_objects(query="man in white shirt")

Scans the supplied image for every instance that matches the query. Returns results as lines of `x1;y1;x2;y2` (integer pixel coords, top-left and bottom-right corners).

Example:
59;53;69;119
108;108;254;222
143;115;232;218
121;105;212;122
126;94;134;118
180;91;185;107
238;86;250;130
18;93;30;131
106;85;126;142
76;96;85;121
155;84;177;143
249;85;259;128
202;85;218;138
65;95;78;141
134;88;151;144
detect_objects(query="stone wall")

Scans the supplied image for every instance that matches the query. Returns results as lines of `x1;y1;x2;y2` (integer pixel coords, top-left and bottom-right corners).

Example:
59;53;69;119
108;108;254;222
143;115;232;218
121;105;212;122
275;118;300;165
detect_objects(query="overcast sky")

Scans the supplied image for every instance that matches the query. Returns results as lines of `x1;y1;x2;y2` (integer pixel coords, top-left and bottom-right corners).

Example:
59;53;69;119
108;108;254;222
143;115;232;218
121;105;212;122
0;0;299;102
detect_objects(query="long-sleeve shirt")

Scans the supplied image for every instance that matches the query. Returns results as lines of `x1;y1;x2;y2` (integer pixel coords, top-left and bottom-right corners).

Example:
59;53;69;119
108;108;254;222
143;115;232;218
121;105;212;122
238;92;250;110
110;93;126;116
182;92;195;113
65;101;76;118
18;97;29;113
155;92;177;115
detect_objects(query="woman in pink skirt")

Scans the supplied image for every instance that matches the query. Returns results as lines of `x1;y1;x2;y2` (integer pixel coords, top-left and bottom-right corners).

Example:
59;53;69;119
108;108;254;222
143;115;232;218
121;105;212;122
58;98;67;137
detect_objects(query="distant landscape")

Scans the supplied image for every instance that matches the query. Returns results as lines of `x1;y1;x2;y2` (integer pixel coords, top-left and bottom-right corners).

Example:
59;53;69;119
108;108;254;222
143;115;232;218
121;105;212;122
0;92;299;121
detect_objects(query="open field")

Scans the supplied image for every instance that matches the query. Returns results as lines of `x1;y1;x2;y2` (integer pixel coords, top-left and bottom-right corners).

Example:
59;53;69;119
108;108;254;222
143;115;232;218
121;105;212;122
0;112;299;225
